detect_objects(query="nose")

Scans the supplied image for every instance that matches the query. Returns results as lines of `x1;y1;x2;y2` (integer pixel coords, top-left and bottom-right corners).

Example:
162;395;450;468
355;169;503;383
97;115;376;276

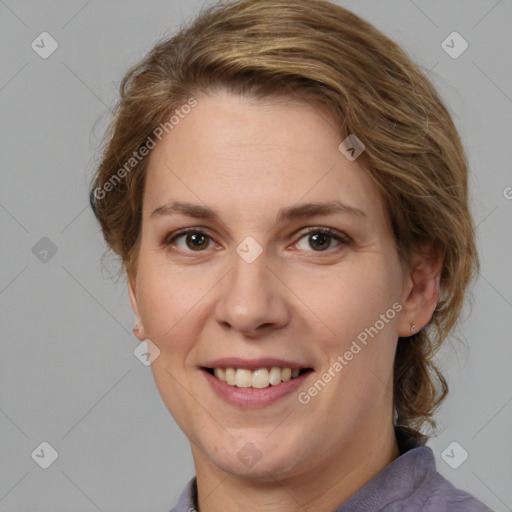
214;250;291;337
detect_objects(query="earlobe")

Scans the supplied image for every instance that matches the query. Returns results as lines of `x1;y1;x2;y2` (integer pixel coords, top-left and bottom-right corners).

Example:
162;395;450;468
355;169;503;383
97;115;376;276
132;319;145;340
127;276;146;341
397;243;442;337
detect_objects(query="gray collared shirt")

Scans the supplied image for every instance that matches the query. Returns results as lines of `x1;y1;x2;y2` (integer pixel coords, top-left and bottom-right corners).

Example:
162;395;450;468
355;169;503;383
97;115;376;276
169;436;494;511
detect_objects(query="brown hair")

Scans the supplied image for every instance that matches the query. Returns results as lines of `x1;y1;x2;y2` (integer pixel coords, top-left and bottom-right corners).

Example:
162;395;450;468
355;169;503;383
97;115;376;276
90;0;478;445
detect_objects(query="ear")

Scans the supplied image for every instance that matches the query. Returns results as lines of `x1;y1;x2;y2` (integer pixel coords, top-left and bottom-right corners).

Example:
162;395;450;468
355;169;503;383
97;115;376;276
128;274;146;341
397;242;442;337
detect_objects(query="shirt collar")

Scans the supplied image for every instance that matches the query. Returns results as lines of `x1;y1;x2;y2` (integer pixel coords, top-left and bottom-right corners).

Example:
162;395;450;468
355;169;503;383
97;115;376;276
334;434;435;511
171;474;197;512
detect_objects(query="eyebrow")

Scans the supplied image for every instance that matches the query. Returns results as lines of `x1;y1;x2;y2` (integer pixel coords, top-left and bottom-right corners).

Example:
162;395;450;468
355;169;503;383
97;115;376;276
151;200;367;224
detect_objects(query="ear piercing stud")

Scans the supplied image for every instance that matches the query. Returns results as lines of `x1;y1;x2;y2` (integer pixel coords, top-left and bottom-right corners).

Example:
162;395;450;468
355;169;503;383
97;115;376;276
411;321;417;334
133;318;143;337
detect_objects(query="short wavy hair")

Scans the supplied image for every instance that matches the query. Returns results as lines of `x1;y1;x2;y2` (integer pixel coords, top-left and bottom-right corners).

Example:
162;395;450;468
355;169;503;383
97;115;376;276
90;0;479;445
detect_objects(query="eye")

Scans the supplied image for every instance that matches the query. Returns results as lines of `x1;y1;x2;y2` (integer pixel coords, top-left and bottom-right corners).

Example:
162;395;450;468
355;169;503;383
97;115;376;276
294;227;348;252
162;226;350;255
163;228;214;252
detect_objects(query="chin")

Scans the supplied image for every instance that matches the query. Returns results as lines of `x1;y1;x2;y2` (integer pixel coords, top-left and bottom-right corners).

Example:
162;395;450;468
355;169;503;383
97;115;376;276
206;435;307;481
218;454;301;481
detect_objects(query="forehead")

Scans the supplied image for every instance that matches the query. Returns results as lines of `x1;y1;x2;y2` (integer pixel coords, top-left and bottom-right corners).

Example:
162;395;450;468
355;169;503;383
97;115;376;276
143;91;385;223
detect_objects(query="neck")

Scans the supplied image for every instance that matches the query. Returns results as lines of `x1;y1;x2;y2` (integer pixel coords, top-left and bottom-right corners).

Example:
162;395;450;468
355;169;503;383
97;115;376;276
192;422;400;512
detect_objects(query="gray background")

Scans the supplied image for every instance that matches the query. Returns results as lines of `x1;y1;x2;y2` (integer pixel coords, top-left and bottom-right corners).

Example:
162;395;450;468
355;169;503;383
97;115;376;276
1;0;511;511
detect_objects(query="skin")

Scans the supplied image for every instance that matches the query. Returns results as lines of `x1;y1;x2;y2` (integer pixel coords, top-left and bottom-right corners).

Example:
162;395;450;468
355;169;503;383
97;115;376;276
129;89;441;512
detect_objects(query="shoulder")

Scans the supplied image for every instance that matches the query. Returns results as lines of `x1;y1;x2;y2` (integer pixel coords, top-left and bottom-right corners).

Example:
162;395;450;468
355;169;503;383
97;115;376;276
334;441;495;512
405;470;495;512
389;429;495;512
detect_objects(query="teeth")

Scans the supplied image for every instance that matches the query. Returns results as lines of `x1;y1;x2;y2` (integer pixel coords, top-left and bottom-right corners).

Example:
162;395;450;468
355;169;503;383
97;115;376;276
211;366;304;388
235;369;252;388
224;367;236;386
214;368;225;382
269;367;282;385
251;368;270;389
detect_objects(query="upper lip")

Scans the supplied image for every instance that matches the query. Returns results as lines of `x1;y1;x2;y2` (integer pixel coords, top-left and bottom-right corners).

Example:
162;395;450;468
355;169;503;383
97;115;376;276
202;357;312;371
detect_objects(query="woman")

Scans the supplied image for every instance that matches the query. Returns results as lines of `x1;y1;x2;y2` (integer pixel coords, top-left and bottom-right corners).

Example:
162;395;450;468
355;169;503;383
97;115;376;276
89;0;493;510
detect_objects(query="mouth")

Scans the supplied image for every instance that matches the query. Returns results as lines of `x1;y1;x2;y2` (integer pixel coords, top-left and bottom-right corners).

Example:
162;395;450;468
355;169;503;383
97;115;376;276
202;366;314;389
201;365;314;408
200;357;315;407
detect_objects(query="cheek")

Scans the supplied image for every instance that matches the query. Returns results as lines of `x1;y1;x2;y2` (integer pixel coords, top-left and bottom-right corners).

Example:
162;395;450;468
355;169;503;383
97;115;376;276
134;255;211;357
300;258;401;345
309;264;401;401
134;255;213;432
304;260;402;406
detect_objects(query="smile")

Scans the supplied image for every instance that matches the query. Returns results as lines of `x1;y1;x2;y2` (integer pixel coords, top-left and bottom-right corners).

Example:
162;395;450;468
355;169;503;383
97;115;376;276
201;363;314;408
205;367;311;388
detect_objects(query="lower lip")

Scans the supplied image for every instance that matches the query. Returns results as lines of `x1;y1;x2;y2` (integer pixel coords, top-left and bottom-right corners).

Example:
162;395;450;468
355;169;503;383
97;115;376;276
202;369;311;408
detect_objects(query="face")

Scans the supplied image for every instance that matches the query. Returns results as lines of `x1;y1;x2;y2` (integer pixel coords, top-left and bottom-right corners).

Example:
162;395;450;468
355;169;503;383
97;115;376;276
129;90;420;481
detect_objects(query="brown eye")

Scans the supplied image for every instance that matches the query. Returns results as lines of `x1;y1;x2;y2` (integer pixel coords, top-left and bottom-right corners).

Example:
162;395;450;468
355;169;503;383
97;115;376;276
164;229;213;252
308;232;332;251
295;228;347;252
183;232;210;250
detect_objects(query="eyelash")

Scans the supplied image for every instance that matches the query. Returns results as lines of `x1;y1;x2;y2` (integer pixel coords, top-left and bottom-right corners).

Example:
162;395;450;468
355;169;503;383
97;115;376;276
161;226;351;255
